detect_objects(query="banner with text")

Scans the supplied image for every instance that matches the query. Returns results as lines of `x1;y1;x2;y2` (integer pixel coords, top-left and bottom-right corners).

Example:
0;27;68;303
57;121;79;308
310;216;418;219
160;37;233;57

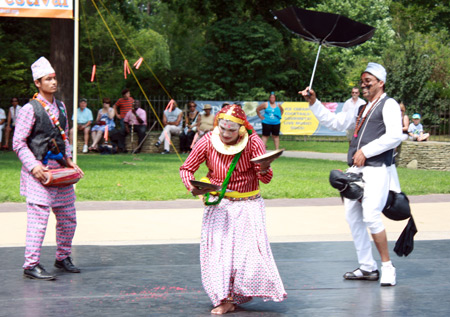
280;101;345;136
0;0;73;19
193;101;345;136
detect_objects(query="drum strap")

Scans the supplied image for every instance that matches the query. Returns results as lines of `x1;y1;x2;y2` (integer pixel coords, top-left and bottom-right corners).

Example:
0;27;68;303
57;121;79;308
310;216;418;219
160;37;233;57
32;93;67;141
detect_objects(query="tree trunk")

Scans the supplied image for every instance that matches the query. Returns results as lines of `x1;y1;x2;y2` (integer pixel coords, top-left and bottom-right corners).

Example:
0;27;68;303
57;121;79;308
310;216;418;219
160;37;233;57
50;19;74;123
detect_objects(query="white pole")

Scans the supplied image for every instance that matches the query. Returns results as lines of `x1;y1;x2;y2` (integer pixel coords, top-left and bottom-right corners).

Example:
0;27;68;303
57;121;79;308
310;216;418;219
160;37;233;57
308;44;322;90
73;0;79;164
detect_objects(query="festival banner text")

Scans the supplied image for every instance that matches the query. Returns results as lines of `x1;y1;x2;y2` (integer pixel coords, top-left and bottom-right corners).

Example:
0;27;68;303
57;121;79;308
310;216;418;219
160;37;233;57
0;0;73;19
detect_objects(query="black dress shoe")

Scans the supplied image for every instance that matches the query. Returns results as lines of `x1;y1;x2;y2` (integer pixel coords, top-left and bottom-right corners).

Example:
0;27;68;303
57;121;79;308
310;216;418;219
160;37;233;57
54;257;81;273
343;268;379;281
24;264;56;280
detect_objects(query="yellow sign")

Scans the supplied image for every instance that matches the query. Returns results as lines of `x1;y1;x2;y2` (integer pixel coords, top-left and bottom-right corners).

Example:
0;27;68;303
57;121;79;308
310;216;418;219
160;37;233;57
280;102;319;135
0;0;73;19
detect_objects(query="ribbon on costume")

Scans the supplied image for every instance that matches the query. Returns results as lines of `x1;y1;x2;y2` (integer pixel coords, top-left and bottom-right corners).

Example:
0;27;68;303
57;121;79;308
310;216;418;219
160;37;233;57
42;151;64;165
204;150;243;206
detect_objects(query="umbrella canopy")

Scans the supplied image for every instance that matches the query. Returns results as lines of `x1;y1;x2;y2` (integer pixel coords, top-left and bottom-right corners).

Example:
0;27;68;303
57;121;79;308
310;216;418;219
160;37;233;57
272;6;376;89
272;6;375;47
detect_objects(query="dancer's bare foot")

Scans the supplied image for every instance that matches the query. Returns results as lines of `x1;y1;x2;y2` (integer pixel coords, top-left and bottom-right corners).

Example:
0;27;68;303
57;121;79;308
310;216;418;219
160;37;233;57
211;303;236;314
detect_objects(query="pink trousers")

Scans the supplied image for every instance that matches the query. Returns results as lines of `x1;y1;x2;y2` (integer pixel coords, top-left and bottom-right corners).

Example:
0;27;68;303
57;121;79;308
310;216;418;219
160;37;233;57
23;203;77;269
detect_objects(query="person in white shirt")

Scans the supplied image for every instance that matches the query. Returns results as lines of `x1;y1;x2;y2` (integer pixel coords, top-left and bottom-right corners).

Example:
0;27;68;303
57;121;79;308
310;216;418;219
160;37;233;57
408;113;429;141
342;87;366;143
2;97;22;150
299;62;403;287
0;107;6;146
155;100;183;154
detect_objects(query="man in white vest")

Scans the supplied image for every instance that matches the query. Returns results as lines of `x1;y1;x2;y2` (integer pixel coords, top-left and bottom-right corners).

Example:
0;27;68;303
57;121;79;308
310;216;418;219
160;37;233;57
299;62;403;286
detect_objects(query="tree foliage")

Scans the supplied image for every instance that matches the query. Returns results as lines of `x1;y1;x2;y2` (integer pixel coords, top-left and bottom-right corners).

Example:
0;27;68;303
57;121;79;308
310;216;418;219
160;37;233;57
386;1;450;129
0;0;448;122
0;18;51;99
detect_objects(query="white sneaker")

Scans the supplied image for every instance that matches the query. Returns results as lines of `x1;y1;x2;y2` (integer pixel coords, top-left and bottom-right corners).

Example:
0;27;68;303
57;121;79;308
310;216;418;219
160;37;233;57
82;144;88;153
380;265;396;286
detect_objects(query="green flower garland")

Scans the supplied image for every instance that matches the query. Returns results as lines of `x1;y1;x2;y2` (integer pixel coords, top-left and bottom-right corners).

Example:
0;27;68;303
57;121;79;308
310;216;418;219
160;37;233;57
204;129;252;206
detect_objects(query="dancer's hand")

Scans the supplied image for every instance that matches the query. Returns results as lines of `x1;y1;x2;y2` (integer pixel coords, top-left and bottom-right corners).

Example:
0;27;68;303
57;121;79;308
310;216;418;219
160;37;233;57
67;158;85;178
259;157;275;172
31;164;47;183
190;185;216;196
352;149;366;167
298;87;317;105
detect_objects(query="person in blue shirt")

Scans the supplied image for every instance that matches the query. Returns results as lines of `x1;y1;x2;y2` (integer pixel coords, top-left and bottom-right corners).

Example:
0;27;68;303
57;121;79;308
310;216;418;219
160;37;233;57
69;98;93;153
256;92;284;150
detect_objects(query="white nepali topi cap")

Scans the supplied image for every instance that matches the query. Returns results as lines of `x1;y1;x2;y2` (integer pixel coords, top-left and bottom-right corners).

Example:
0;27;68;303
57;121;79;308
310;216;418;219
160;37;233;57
364;62;386;83
31;56;55;81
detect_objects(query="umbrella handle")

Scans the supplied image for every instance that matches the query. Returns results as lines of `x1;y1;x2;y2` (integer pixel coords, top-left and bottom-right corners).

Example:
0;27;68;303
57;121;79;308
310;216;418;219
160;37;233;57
308;44;322;92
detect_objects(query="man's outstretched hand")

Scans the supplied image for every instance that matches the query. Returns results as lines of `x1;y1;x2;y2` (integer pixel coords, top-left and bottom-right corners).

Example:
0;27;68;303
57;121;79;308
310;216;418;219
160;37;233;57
298;87;317;106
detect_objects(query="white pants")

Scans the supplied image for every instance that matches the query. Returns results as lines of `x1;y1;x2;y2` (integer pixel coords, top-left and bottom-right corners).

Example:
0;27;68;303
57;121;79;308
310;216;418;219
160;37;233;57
344;164;400;272
158;125;181;151
0;126;3;144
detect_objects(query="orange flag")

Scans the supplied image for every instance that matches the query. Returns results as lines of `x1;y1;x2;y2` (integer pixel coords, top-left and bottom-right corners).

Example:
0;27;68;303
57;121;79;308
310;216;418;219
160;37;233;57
90;65;96;82
165;99;175;112
104;125;109;142
133;57;143;69
124;60;130;79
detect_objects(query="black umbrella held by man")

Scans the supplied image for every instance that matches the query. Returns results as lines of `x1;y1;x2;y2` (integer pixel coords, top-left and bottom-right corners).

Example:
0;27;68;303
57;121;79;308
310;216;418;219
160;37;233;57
272;6;375;90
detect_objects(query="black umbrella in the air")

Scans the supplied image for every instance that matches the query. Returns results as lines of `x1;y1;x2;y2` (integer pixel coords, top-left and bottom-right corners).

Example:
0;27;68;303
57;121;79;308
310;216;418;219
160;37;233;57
272;6;376;89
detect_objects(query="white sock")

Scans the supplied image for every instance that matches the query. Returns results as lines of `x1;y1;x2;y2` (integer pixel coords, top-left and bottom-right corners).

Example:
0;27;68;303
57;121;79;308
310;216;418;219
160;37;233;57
382;260;393;267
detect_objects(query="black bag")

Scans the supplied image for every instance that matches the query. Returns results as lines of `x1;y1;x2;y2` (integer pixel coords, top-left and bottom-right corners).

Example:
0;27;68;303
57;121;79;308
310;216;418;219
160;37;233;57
98;144;117;155
382;191;417;257
382;191;411;220
329;169;364;201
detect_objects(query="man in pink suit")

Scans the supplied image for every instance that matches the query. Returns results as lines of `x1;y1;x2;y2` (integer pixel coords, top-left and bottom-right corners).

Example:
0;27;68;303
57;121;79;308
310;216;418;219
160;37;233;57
13;57;84;280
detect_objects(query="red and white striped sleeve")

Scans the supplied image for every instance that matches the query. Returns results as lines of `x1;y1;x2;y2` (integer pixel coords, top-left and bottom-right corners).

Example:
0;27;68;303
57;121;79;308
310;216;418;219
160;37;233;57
179;134;209;190
250;133;273;184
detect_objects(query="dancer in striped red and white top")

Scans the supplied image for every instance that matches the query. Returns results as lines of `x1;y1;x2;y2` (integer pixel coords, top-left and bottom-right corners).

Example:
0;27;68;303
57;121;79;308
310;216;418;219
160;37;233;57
180;105;286;315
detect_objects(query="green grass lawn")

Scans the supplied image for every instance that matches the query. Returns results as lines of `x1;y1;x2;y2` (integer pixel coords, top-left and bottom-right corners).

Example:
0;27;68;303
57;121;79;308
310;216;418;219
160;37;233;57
0;151;449;202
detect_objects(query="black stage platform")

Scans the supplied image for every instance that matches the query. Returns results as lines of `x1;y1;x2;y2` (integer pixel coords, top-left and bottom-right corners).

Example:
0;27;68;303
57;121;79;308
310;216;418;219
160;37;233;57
1;241;449;317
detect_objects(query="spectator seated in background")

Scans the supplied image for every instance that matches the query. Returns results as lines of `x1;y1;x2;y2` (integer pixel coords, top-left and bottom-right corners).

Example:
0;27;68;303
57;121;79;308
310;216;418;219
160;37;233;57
69;98;93;153
90;97;115;151
155;100;183;154
2;97;22;150
190;104;214;148
0;107;5;147
408;113;429;142
196;104;214;137
399;102;409;136
124;100;147;153
113;88;134;130
179;100;199;154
